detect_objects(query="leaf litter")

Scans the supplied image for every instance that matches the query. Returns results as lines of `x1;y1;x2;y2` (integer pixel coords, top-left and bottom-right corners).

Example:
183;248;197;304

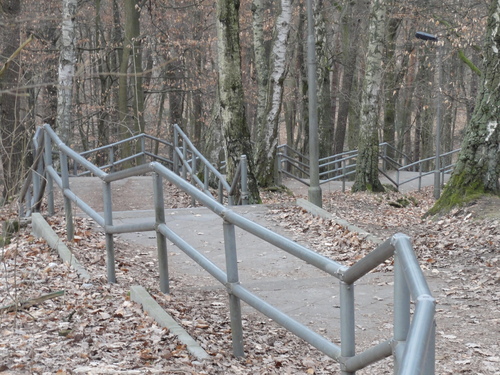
1;185;499;374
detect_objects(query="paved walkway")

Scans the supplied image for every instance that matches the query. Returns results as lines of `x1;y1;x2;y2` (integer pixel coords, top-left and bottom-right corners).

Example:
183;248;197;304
59;172;443;348
77;172;442;346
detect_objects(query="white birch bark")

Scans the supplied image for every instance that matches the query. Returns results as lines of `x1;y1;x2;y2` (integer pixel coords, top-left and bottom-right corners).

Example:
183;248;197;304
254;0;292;186
57;0;77;144
352;0;386;192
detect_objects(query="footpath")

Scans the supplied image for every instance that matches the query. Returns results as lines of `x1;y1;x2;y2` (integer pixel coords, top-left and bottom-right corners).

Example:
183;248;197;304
41;173;442;356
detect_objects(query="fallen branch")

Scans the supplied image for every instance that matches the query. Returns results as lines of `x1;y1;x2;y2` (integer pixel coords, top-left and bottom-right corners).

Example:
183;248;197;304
0;290;65;313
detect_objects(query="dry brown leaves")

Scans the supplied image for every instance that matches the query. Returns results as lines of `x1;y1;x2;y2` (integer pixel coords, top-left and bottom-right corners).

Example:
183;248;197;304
1;186;499;374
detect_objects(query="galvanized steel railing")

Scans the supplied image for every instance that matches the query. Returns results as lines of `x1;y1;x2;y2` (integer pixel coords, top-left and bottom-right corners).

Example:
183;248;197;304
277;142;459;192
75;133;174;175
173;124;249;205
19;125;435;374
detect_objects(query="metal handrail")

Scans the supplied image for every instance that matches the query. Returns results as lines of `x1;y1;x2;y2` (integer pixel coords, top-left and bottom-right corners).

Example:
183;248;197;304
277;143;460;192
173;124;248;205
75;133;174;175
19;124;435;374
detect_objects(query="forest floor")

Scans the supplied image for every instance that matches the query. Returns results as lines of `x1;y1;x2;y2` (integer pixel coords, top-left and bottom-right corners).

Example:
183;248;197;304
0;180;499;374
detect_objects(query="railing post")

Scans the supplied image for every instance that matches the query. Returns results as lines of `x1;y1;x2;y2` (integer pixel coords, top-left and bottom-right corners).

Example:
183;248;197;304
240;155;248;205
422;320;436;375
340;281;355;374
191;152;197;206
109;146;115;173
396;169;400;192
182;143;187;180
140;135;146;165
103;181;117;283
342;157;346;193
173;126;179;175
275;152;281;186
32;132;43;211
204;165;209;192
60;152;74;241
44;129;55;216
393;255;410;374
223;220;244;357
219;181;225;205
153;172;170;293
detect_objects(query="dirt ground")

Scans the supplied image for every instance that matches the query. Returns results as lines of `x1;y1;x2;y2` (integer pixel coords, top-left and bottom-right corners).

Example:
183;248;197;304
1;178;499;374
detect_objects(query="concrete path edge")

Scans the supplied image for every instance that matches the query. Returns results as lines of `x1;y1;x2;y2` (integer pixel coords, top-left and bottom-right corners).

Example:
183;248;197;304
296;198;383;245
130;285;210;361
31;213;209;361
31;213;91;280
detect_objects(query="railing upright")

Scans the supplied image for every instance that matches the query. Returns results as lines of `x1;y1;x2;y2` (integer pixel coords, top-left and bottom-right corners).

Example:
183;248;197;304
103;180;116;283
153;172;169;294
340;281;356;375
173;128;180;175
223;220;244;357
60;151;74;241
21;125;436;374
241;155;249;205
44;129;55;216
394;256;411;373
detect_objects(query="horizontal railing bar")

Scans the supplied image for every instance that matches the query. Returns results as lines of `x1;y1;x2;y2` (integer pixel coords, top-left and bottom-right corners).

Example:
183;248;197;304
341;238;395;284
278;154;309;169
280;170;310;186
63;188;105;227
79;134;144;156
143;151;172;166
102;163;152;183
319;171;356;185
149;162;346;277
222;209;346;278
342;339;393;372
157;222;227;284
43;125;107;178
229;283;342;360
105;221;156;234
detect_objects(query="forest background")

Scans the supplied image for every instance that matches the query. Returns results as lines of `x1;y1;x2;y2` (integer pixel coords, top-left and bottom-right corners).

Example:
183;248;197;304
0;0;487;202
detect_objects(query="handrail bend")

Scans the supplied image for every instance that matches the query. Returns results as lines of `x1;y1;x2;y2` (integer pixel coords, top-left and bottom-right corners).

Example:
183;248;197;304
18;124;435;374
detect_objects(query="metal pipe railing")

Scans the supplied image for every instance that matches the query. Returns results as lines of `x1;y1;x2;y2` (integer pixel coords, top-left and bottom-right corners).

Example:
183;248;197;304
21;124;435;374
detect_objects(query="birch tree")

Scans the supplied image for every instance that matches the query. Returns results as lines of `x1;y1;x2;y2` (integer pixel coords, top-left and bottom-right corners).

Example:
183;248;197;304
351;0;386;192
57;0;77;144
428;0;500;215
216;0;260;203
253;0;292;187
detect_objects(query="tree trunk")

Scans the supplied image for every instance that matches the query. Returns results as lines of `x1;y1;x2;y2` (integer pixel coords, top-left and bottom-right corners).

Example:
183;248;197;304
382;17;401;163
352;0;386;192
333;0;365;156
314;0;332;158
428;0;500;215
57;0;78;144
216;0;260;203
253;0;292;187
118;0;144;163
0;0;26;201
